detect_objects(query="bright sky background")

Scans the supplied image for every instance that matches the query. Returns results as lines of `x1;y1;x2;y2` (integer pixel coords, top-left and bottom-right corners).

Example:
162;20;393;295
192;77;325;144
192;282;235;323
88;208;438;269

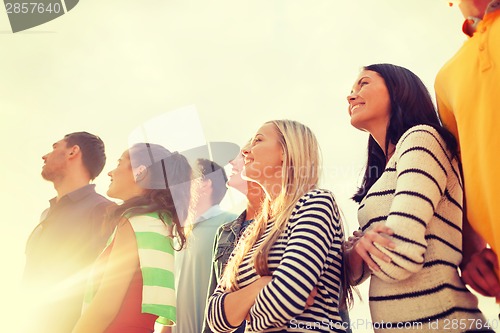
1;0;497;331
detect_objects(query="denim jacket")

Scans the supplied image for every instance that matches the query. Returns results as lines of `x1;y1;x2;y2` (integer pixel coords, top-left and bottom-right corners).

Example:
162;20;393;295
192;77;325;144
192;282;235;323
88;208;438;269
202;210;252;333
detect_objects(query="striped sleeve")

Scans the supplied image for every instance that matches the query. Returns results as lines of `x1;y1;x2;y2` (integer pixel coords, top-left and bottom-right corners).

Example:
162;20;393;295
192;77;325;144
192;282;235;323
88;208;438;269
248;192;339;331
371;126;451;282
128;214;176;325
205;285;241;333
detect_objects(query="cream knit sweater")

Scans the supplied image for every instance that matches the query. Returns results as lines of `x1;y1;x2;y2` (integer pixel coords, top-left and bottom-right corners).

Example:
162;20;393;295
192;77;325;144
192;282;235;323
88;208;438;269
356;125;491;332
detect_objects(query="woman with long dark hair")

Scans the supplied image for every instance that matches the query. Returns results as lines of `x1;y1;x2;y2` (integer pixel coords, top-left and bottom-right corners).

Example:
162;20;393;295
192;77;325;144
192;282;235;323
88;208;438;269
345;64;491;332
72;143;192;333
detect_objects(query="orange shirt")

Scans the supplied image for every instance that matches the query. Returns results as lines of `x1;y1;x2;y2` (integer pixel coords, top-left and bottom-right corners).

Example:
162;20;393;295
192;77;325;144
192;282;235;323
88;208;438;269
435;9;500;277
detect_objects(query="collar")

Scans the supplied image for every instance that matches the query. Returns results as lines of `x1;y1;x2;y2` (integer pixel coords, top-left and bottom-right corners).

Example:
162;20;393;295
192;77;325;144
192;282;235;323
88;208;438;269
49;184;96;207
462;0;500;36
196;204;223;222
222;210;247;231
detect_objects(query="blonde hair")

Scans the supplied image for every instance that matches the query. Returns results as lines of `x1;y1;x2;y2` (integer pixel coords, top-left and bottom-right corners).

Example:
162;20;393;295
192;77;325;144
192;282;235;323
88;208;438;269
221;120;321;290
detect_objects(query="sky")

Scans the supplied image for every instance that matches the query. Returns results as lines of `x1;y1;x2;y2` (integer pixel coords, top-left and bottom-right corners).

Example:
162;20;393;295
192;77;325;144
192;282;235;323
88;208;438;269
0;0;497;331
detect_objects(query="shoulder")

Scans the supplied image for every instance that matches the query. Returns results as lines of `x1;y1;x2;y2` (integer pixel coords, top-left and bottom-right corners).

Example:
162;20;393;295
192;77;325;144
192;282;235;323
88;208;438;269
219;211;245;232
126;213;170;235
396;125;450;157
82;192;114;218
289;189;342;233
219;211;238;220
398;125;444;147
293;189;339;216
84;187;113;205
298;188;336;205
207;211;238;226
398;125;441;144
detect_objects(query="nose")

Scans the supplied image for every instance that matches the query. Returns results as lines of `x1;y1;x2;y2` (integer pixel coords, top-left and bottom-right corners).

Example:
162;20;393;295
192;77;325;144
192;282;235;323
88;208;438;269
242;146;250;157
108;170;112;177
347;93;357;104
42;154;48;161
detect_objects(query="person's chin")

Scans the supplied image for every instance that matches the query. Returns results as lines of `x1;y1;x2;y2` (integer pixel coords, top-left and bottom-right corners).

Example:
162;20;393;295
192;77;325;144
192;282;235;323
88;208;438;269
106;187;116;199
40;170;51;180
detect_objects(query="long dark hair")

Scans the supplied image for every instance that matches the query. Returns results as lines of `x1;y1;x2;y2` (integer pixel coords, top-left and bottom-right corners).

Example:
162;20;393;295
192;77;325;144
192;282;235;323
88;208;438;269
107;143;193;249
352;64;458;203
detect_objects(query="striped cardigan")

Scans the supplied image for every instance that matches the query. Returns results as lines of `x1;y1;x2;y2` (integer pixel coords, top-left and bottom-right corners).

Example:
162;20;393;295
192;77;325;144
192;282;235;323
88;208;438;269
356;125;489;332
206;189;346;333
82;212;176;325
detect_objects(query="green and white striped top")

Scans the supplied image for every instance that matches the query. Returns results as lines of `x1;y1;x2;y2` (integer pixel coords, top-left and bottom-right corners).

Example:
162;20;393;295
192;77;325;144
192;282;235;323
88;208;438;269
82;212;176;325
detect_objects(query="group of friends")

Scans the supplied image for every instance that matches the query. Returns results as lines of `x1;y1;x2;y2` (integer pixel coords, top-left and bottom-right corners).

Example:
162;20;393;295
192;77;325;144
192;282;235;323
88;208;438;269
21;1;499;332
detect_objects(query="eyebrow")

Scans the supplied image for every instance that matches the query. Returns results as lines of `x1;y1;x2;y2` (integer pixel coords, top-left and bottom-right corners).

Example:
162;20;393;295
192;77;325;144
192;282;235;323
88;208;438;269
358;76;369;83
351;76;370;94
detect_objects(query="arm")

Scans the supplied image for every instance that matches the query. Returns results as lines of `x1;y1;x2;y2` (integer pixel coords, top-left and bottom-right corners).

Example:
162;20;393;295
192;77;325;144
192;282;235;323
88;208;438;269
202;226;224;333
367;128;449;282
248;192;338;331
205;277;271;333
72;219;138;333
157;325;172;333
461;247;500;299
346;226;395;284
459;197;500;298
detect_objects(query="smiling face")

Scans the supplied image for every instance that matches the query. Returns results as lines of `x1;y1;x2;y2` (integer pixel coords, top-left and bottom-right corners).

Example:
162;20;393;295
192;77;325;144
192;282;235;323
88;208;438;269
242;123;283;190
107;150;145;201
347;69;391;135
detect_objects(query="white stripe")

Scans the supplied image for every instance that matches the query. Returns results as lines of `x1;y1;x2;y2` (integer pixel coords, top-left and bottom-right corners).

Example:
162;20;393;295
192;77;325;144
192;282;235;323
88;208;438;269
138;248;174;270
143;285;176;307
129;215;170;236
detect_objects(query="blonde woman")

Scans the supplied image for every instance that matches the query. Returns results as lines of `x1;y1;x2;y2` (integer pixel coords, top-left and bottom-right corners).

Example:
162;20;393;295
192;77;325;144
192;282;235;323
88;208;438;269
206;120;348;333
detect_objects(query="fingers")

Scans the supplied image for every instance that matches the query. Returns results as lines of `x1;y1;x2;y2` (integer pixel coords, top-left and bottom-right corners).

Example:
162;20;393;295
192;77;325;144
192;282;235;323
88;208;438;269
353;230;364;238
353;225;395;271
345;230;364;250
344;237;358;250
461;248;500;298
354;237;382;271
305;286;318;308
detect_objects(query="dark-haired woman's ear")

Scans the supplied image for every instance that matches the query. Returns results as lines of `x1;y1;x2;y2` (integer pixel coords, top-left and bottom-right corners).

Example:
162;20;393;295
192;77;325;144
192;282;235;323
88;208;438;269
134;165;147;182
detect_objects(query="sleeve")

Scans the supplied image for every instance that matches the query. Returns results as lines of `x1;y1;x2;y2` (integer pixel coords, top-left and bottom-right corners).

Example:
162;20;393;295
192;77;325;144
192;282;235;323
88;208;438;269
202;226;224;333
247;192;339;331
370;127;450;282
205;286;240;333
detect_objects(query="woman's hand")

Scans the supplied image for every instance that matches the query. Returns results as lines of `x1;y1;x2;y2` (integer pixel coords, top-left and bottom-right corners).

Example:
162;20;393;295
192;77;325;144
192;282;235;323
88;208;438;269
305;286;317;308
354;224;395;272
461;248;500;300
345;230;363;250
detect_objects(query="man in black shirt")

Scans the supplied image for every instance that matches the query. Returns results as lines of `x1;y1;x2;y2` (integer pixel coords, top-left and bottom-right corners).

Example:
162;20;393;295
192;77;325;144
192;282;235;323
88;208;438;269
23;132;115;333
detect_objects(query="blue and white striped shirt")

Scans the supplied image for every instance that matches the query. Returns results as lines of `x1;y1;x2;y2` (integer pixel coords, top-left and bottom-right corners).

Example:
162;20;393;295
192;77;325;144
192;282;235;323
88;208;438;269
206;189;346;333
